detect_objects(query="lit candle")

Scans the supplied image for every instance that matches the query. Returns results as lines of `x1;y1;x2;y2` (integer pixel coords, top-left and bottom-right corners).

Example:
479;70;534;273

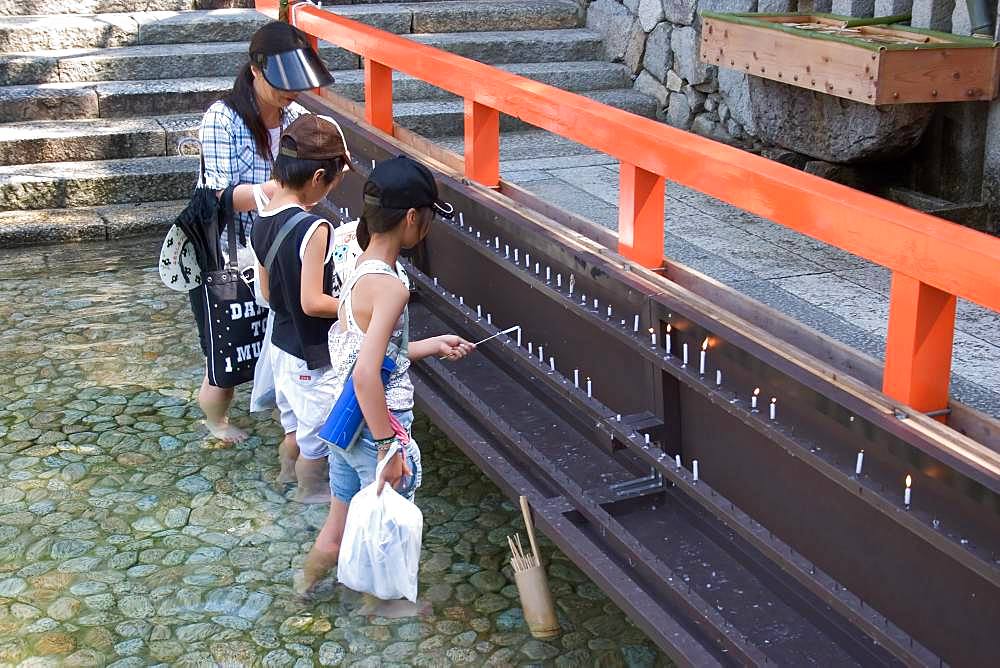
371;158;377;170
516;327;522;347
573;369;579;387
715;369;722;386
692;459;699;483
644;433;650;445
538;345;544;362
525;253;530;268
633;315;639;333
459;296;464;306
494;236;500;250
433;277;438;286
505;244;510;258
649;328;656;347
514;249;519;263
557;274;562;288
665;324;672;356
581;294;586;304
682;343;689;367
616;414;621;421
769;398;776;421
533;262;538;275
549;357;555;372
606;306;612;318
675;454;681;470
855;450;864;476
477;305;482;319
751;387;760;411
586;377;592;398
459;212;464;227
546;267;551;282
904;475;912;508
528;342;533;355
569;275;575;296
476;231;481;240
699;338;708;376
487;314;492;325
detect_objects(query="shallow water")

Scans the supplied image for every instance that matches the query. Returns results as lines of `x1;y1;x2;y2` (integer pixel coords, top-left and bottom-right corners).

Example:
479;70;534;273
0;236;669;667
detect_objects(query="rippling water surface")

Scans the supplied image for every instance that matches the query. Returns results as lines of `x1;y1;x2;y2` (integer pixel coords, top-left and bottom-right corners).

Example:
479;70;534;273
0;236;669;667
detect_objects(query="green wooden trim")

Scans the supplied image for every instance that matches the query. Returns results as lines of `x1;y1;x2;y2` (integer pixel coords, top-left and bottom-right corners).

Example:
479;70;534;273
699;11;997;50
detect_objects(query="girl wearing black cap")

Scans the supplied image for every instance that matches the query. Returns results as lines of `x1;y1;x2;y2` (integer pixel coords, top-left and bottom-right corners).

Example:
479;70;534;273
295;157;474;600
192;21;334;443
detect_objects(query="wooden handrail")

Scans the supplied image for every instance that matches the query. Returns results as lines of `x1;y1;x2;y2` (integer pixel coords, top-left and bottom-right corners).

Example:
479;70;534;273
259;0;1000;420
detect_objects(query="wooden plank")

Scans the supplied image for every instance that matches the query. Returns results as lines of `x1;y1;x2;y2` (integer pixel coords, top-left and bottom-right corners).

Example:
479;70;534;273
877;46;1000;104
700;17;877;104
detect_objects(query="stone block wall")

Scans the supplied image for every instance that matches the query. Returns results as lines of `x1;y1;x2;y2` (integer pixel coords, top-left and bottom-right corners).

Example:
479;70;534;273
583;0;973;163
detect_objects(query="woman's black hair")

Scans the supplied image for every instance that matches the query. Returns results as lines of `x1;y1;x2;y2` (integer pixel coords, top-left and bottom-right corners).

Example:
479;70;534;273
219;23;313;163
272;136;345;189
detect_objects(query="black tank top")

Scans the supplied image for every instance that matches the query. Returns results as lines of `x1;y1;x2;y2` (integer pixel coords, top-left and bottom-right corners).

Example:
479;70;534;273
251;206;336;369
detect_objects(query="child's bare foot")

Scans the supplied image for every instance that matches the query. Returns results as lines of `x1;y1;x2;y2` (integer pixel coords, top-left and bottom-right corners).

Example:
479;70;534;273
357;595;432;619
294;548;339;596
205;419;248;443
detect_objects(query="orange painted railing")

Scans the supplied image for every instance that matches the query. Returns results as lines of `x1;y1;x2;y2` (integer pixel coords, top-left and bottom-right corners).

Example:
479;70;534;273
260;0;1000;420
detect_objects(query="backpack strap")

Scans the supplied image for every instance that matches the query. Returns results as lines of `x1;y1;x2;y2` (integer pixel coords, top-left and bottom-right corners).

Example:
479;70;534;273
263;211;315;273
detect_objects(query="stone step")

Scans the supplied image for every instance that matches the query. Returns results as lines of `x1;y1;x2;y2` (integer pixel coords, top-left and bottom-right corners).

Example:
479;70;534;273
0;3;580;52
0;61;630;122
0;0;193;16
0;29;604;85
0;155;197;211
0;114;199;165
394;88;657;138
0;200;184;247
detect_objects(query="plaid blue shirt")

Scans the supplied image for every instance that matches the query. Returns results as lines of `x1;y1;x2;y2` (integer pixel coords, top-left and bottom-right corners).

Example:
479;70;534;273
199;99;308;239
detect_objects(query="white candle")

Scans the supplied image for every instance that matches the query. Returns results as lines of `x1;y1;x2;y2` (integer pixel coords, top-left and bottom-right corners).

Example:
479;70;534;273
769;398;776;421
477;305;482;319
495;236;500;250
549;357;555;372
459;212;464;227
644;433;650;445
649;328;656;347
633;315;639;333
751;388;760;411
581;295;586;304
528;342;533;355
546;267;551;282
505;244;510;258
855;450;864;476
459;296;464;306
715;369;722;386
573;369;579;387
692;460;699;483
534;262;539;275
538;345;544;362
665;325;672;356
433;277;438;286
487;314;492;325
616;414;621;422
516;327;522;347
525;253;530;268
682;343;689;367
586;377;592;398
557;274;562;288
476;231;481;240
593;298;598;310
699;339;708;375
675;454;681;470
514;249;519;263
371;158;377;170
606;306;612;318
904;475;912;507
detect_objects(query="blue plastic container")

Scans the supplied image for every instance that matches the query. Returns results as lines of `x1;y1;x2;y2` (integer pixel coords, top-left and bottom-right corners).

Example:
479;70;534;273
318;355;398;449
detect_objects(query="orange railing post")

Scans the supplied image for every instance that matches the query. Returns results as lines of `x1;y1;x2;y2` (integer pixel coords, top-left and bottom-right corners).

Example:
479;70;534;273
364;59;393;136
618;163;665;268
883;273;958;420
464;100;500;188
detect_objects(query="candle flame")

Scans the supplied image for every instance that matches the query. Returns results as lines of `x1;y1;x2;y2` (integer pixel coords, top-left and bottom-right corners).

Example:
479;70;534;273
648;328;655;334
753;387;760;396
666;324;671;333
701;338;709;350
905;474;912;488
770;397;776;404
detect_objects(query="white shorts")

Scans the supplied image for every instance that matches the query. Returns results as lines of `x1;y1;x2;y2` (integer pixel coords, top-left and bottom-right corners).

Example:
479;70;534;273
271;346;337;460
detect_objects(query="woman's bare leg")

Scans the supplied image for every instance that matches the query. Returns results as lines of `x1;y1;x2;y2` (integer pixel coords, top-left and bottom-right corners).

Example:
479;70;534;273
199;373;247;443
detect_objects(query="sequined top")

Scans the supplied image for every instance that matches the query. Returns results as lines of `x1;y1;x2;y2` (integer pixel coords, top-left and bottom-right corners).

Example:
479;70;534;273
325;259;414;411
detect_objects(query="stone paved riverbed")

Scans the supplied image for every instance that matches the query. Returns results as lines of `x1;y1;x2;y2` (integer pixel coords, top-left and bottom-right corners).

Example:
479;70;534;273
0;236;670;667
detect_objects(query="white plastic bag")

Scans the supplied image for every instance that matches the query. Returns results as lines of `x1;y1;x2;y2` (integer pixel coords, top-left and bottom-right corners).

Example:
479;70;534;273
337;442;423;602
248;241;275;413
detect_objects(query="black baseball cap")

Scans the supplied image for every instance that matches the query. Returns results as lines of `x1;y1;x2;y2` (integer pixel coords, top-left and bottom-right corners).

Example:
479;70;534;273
249;22;335;92
363;156;454;219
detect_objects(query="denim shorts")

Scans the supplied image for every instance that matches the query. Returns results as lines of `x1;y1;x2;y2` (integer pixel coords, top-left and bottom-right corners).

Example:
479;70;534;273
328;409;422;504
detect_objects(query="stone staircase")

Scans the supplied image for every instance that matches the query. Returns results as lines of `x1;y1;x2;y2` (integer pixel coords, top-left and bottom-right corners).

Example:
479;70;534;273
0;0;656;244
